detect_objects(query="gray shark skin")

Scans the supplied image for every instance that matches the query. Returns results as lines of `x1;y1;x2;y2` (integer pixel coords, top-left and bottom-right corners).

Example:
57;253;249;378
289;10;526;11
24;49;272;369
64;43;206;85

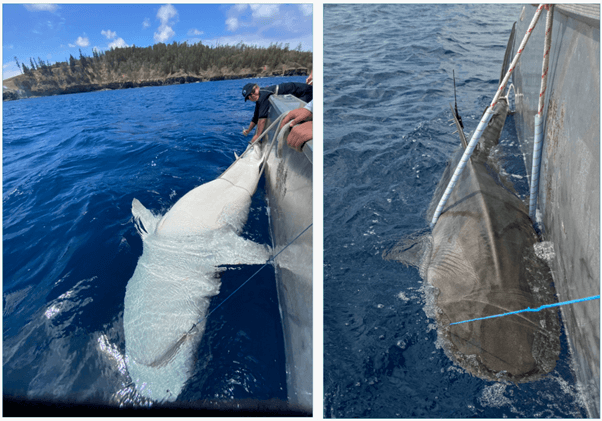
386;98;561;383
426;98;561;382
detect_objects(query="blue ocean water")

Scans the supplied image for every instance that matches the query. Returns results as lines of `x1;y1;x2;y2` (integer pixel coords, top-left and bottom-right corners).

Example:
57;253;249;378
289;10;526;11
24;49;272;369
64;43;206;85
3;76;306;407
324;4;586;418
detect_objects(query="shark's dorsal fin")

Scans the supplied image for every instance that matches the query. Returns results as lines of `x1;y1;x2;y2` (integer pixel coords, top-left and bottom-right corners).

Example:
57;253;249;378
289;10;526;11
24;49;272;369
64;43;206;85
451;70;467;150
449;103;468;149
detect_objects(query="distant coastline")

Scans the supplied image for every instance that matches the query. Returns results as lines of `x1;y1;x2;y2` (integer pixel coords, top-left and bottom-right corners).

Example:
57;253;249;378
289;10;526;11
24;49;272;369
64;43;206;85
3;66;309;102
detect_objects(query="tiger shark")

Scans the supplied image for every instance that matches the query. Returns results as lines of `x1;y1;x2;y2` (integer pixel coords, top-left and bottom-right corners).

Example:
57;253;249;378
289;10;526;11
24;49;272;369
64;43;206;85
123;143;270;402
386;98;560;382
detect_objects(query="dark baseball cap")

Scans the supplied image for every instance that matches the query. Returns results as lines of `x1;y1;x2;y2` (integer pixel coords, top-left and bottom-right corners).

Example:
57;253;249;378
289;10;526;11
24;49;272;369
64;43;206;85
242;83;255;101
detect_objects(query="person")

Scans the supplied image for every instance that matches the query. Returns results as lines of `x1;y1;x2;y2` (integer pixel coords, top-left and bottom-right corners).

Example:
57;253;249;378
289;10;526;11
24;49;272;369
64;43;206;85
242;81;312;143
280;99;313;152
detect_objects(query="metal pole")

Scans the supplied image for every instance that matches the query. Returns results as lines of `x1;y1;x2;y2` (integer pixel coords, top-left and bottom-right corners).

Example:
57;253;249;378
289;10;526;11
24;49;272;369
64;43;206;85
430;4;547;229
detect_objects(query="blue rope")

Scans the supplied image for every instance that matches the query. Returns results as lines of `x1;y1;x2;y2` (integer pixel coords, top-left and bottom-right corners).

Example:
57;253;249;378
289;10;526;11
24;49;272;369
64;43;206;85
449;295;600;326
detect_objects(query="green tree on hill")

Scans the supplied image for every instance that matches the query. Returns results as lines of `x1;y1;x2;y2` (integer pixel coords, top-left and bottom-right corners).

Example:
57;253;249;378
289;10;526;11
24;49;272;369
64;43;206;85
12;41;312;95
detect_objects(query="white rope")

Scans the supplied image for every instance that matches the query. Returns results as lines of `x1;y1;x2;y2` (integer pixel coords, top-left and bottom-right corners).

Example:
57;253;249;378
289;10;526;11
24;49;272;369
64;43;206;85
259;111;289;179
219;113;288;180
529;5;554;221
430;4;547;229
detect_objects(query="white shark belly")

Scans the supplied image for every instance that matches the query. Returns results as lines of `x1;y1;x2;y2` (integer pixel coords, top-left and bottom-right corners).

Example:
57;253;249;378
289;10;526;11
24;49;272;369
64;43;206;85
156;179;254;235
123;144;269;402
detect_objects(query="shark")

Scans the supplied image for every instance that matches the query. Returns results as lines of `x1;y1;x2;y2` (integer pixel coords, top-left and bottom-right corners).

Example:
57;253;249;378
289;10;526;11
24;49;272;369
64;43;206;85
385;97;561;383
123;143;271;402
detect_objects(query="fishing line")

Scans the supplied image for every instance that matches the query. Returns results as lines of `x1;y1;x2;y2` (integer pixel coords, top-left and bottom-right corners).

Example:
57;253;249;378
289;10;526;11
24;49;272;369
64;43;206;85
210;111;302;320
449;295;600;325
147;114;310;368
206;222;312;320
148;222;313;368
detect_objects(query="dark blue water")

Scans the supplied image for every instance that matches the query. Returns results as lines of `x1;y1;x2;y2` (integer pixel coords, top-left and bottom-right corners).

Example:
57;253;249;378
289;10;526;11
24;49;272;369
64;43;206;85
3;76;305;407
324;4;586;418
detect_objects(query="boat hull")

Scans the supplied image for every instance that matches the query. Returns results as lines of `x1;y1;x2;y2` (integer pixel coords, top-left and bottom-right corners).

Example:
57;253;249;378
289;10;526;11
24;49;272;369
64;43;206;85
263;95;313;413
508;5;600;417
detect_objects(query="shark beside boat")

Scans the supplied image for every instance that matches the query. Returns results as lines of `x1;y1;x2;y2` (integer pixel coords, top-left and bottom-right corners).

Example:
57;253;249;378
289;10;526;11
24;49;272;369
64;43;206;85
123;143;270;402
386;97;561;382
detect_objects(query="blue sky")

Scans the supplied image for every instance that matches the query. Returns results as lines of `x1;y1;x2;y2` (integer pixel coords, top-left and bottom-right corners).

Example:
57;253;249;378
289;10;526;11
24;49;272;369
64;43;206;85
2;3;313;80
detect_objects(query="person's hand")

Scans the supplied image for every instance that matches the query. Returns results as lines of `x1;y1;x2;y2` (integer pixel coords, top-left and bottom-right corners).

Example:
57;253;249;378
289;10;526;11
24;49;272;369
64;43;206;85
287;121;313;151
242;128;250;136
306;72;313;85
280;108;312;129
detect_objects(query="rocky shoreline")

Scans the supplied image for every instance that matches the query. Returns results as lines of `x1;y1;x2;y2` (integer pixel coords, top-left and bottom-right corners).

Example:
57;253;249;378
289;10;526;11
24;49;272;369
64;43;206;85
3;68;309;102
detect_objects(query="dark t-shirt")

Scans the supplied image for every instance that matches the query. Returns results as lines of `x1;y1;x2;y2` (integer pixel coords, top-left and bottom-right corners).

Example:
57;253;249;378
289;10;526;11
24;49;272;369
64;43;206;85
251;82;313;124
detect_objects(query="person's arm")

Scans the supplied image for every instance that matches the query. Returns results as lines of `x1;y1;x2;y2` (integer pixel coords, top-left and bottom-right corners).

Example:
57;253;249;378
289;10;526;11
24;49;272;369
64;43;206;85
280;106;312;129
251;118;267;143
288;121;312;151
243;121;256;136
280;104;313;151
304;100;313;113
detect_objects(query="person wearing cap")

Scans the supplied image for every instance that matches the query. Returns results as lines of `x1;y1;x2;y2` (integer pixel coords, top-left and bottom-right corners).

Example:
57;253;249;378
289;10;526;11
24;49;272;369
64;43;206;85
242;81;312;143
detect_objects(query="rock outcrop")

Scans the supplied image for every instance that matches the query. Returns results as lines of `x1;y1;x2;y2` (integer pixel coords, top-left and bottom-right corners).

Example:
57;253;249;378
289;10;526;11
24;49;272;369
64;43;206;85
3;67;310;102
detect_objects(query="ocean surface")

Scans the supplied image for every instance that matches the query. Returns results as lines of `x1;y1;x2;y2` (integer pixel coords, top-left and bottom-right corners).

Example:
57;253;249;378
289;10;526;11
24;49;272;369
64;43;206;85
324;4;587;418
3;76;306;408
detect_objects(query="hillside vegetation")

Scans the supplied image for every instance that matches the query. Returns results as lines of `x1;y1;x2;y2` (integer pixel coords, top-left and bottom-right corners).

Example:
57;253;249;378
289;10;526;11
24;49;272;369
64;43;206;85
5;41;312;100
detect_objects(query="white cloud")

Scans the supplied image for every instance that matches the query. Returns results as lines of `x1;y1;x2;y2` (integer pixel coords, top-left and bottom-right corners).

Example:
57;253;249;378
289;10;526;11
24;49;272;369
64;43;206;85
299;4;312;16
24;4;58;13
108;38;128;49
221;4;312;49
157;4;178;23
143;18;151;29
187;28;203;36
226;17;239;32
3;62;22;80
75;36;89;47
250;4;279;19
226;4;280;32
155;26;175;43
101;29;117;39
154;4;178;43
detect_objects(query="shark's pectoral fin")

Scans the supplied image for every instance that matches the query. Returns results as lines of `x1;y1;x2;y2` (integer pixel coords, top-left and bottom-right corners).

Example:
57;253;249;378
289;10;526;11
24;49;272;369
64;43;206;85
382;228;431;269
132;198;161;239
212;230;271;266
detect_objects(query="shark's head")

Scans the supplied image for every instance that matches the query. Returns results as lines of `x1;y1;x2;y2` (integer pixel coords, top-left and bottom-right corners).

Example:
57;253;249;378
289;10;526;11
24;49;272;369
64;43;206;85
151;143;265;237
